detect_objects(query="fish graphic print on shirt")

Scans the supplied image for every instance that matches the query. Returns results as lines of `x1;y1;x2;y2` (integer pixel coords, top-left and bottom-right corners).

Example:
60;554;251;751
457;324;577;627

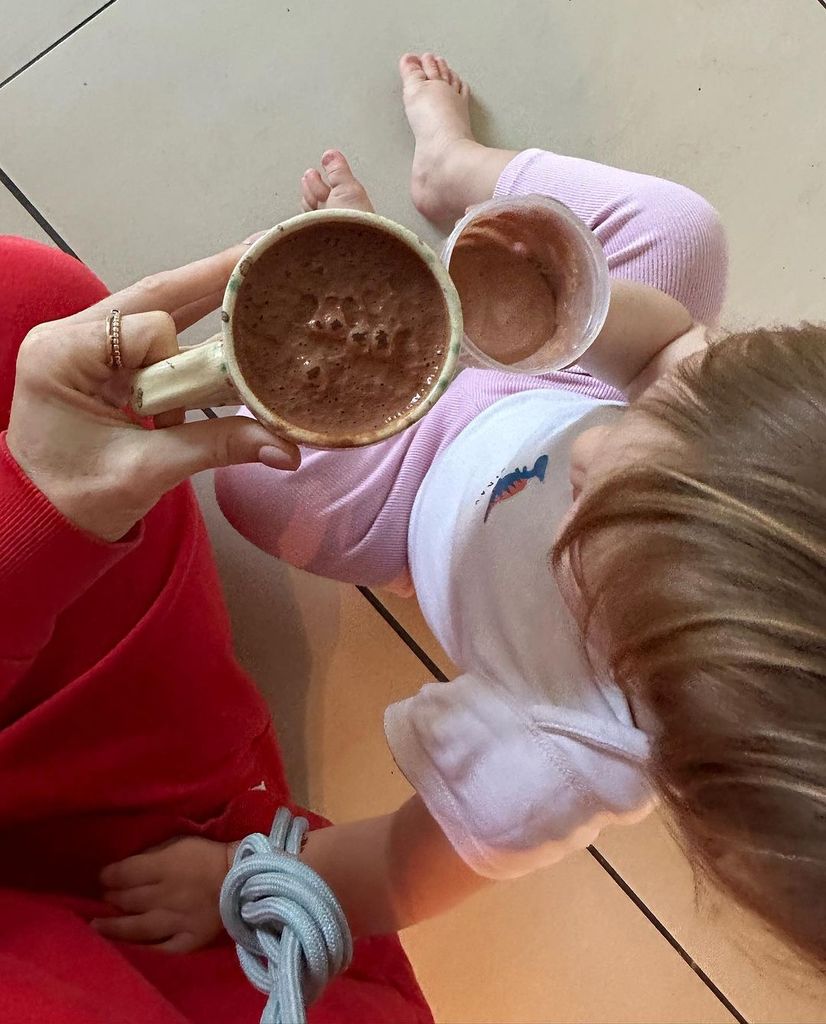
483;454;549;522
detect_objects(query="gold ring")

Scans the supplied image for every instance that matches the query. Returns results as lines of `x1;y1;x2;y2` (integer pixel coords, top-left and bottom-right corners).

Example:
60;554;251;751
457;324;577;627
105;309;123;368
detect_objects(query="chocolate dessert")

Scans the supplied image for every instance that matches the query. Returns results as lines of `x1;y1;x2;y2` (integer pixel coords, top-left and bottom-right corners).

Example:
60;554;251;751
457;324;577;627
447;205;583;368
233;220;450;440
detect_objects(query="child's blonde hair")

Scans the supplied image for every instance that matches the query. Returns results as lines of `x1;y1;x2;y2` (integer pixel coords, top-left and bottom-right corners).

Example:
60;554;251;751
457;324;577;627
554;325;826;967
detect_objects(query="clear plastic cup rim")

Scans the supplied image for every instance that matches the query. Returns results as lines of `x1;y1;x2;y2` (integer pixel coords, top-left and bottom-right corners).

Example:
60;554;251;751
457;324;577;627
440;194;610;375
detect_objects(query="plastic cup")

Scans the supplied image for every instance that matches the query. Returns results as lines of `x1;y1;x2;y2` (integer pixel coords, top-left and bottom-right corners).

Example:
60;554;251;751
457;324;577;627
441;195;610;374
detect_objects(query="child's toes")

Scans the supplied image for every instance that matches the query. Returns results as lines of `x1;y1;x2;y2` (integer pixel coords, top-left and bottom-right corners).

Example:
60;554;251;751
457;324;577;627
420;52;440;80
399;52;427;84
91;909;175;944
301;168;330;210
435;56;451;83
320;150;375;212
321;149;356;189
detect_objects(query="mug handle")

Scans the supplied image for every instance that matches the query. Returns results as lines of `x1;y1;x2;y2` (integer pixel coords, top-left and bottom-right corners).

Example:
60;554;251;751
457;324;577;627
130;334;240;416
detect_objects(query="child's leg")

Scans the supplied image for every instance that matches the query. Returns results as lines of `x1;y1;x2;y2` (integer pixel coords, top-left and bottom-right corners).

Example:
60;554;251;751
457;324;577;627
400;53;728;324
216;151;413;588
492;150;727;324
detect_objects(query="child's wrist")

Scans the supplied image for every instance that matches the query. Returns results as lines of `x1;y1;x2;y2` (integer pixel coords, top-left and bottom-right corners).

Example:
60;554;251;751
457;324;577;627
225;840;240;874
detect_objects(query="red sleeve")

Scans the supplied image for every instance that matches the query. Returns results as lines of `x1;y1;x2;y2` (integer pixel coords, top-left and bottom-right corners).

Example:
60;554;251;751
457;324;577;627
0;237;108;430
0;436;141;692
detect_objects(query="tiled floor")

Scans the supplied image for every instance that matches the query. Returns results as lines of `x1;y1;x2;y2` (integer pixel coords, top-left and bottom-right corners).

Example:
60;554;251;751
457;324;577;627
3;2;825;1021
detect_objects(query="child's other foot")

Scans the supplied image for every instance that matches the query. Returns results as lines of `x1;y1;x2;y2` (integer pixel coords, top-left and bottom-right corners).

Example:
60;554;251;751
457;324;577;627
300;150;375;213
399;52;479;226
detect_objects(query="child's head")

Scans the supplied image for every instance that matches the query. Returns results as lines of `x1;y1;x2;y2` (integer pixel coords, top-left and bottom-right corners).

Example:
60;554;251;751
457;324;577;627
554;324;826;966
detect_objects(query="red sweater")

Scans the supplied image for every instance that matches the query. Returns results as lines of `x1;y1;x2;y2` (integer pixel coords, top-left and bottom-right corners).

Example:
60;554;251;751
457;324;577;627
0;237;430;1024
0;241;287;894
0;440;288;889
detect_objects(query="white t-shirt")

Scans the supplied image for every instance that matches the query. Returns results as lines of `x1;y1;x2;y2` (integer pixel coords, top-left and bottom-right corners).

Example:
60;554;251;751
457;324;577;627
384;389;655;879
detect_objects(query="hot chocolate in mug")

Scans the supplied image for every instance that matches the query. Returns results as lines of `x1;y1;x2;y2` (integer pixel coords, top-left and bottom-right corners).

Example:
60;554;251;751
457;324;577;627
130;209;464;449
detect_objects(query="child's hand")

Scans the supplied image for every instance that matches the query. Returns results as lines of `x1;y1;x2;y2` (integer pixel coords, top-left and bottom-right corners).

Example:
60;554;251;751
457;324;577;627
94;836;235;953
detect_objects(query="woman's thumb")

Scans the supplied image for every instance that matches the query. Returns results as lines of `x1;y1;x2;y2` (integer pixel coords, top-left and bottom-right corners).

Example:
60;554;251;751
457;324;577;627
147;415;300;490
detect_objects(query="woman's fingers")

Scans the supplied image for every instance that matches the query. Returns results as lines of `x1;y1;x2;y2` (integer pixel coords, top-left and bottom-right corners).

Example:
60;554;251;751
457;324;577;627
61;232;273;352
115;310;180;369
22;311;180;397
67;244;249;325
146;415;300;492
169;289;226;333
91;909;176;944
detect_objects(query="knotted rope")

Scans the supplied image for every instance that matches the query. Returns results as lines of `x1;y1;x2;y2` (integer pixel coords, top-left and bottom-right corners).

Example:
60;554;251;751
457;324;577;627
220;807;353;1024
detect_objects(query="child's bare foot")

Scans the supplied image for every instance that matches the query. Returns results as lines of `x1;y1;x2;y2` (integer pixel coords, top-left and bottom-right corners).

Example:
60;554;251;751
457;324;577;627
399;53;476;226
300;150;375;213
399;53;517;228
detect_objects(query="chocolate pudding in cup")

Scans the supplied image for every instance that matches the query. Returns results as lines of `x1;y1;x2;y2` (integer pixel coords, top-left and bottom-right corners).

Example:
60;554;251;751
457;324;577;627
130;209;463;448
441;195;610;374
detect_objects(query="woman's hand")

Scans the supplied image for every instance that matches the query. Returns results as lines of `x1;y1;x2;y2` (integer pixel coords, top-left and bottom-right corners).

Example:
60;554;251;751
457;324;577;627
6;245;299;541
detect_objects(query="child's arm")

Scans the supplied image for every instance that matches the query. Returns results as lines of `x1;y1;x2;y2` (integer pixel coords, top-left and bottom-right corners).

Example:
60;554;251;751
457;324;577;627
579;280;708;400
301;796;490;936
95;796;486;949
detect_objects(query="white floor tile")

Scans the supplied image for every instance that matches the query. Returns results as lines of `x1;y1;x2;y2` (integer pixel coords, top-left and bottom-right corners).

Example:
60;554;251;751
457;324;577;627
0;184;52;243
0;0;105;83
402;851;736;1024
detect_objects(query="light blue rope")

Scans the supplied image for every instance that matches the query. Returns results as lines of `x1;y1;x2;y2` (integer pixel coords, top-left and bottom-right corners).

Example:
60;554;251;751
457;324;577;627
219;807;353;1024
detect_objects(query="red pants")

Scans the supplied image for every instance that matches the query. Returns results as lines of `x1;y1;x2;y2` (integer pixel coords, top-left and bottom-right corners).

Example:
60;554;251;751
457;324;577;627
0;237;431;1024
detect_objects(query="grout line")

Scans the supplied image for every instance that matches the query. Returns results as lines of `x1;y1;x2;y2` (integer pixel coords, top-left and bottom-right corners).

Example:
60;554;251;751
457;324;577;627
356;587;449;682
360;583;749;1023
0;0;120;91
0;166;78;256
587;847;749;1023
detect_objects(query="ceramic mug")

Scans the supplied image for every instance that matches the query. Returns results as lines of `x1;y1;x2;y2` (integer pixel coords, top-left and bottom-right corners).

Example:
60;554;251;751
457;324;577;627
130;209;464;449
